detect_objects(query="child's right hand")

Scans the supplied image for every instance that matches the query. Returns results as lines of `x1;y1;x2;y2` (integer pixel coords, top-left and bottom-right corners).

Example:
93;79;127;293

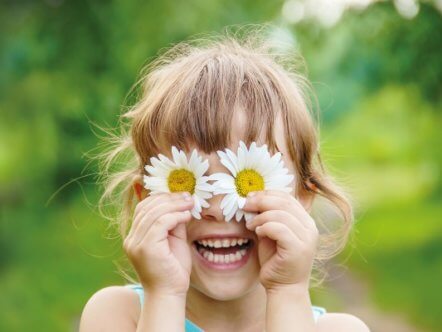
123;192;194;298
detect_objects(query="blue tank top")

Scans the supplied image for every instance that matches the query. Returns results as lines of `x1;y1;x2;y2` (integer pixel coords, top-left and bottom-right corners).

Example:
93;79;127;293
125;284;326;331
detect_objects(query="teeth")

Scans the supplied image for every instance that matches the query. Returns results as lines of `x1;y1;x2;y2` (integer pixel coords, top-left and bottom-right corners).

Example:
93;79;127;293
197;237;249;248
198;246;248;264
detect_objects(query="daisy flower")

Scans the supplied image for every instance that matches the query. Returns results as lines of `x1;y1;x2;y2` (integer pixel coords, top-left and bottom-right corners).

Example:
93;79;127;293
210;141;294;222
143;146;214;219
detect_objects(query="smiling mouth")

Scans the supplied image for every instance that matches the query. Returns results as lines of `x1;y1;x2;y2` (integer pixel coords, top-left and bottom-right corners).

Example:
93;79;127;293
192;238;254;264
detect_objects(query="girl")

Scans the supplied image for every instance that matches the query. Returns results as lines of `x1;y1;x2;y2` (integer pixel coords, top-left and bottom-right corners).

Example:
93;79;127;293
79;29;370;332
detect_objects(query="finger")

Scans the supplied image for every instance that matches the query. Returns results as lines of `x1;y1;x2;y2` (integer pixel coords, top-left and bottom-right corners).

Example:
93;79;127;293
255;222;299;252
129;192;193;238
243;192;293;214
246;210;307;241
131;199;194;245
254;189;306;211
138;210;192;247
134;191;192;219
132;193;193;232
244;190;315;230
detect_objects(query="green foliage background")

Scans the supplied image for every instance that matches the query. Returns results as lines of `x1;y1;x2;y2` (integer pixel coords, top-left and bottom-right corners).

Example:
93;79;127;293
1;0;441;331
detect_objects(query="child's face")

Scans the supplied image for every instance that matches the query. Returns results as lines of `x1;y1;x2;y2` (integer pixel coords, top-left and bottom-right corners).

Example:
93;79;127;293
185;109;301;301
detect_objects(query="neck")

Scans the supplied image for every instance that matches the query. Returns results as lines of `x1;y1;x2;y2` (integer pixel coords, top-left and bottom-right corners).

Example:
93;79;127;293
185;283;267;332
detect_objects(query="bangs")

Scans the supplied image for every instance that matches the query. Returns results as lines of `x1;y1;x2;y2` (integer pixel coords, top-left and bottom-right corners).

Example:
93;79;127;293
129;44;288;165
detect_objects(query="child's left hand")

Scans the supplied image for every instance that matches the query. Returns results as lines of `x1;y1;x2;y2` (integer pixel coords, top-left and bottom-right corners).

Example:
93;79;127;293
243;190;319;292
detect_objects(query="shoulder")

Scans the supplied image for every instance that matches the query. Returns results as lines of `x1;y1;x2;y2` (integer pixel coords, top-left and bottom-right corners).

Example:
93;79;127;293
316;312;370;332
79;285;141;332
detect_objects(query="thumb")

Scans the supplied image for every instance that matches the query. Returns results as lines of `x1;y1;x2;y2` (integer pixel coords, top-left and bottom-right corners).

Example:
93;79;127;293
169;212;189;241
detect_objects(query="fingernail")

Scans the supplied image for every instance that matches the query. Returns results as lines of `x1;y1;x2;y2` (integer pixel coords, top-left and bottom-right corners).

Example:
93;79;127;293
182;192;192;201
247;192;257;198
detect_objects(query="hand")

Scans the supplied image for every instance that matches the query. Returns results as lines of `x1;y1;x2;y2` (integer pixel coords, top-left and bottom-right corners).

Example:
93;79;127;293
243;190;319;292
123;192;194;297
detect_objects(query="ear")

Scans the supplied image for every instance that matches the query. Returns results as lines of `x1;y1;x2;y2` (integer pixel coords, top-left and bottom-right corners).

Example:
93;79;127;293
133;177;148;201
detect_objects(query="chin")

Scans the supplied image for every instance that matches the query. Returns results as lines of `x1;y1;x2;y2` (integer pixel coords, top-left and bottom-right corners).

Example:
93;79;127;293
190;275;261;301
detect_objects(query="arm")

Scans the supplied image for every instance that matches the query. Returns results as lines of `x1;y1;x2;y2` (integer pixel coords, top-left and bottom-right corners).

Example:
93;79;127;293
266;285;316;332
136;291;186;332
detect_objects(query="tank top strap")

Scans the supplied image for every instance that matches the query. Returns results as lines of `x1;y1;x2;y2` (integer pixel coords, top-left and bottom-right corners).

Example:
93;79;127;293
126;284;145;306
311;305;326;321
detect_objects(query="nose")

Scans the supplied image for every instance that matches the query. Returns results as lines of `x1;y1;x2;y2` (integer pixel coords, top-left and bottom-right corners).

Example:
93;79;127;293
200;193;225;222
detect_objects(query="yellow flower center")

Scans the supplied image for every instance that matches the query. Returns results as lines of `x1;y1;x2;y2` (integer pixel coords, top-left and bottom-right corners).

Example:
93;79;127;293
167;169;196;194
235;169;264;197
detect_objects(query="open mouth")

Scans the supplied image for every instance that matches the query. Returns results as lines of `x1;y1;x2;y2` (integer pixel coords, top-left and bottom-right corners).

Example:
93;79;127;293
192;238;254;265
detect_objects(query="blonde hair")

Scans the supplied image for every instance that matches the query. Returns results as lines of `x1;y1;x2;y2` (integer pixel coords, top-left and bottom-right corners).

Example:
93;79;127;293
95;26;354;285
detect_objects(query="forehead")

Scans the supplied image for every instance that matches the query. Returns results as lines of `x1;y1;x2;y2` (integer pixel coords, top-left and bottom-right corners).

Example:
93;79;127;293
190;109;295;173
229;109;284;151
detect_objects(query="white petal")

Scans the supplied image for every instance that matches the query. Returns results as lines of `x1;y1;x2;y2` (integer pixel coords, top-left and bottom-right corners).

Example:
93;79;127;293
235;209;244;222
150;157;172;174
196;182;214;192
188;149;199;171
211;181;235;193
195;159;209;178
225;204;237;222
244;212;256;223
209;173;234;183
249;142;257;155
143;176;168;190
259;152;281;177
143;176;165;186
191;196;202;219
179;150;188;168
199;197;210;208
237;144;245;170
195;189;212;199
197;176;211;184
239;141;249;161
224;195;237;216
212;178;235;188
225;149;239;173
213;187;236;195
217;151;237;176
145;165;169;178
237;196;246;209
171;146;181;165
158;154;176;168
220;194;235;209
191;209;201;219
